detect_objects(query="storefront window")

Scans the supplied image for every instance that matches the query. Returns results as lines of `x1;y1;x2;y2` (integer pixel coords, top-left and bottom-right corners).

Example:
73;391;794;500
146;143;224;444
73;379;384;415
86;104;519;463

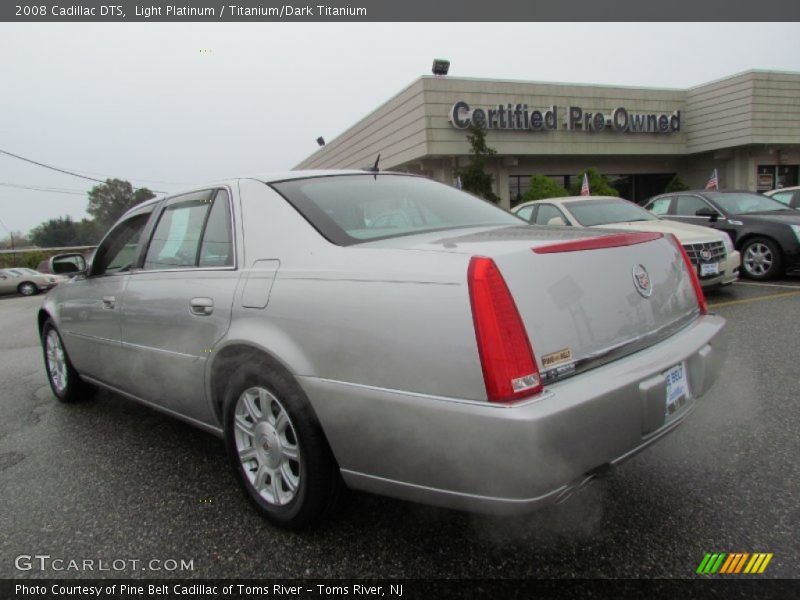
757;165;798;191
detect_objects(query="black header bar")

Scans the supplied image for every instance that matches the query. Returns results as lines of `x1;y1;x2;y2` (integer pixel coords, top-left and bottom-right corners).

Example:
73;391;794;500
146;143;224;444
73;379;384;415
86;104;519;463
2;0;799;22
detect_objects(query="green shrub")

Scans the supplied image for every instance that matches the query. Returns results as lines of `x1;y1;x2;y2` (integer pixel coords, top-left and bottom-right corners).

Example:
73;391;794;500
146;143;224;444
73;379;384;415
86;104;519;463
521;175;568;202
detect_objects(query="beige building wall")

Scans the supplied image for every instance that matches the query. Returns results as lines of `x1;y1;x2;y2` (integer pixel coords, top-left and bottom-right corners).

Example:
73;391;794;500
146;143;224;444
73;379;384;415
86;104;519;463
296;71;800;208
685;70;800;154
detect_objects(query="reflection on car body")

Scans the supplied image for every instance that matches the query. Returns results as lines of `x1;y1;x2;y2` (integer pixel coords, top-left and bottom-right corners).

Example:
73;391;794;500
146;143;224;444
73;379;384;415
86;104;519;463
39;172;726;529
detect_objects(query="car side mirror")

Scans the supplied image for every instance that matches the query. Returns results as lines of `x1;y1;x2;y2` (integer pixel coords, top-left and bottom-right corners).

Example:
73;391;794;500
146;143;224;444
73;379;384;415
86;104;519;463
695;208;719;222
50;253;87;275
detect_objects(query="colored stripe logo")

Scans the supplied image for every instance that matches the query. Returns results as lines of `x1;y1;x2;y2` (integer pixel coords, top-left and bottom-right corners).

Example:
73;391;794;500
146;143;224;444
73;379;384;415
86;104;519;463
697;552;773;574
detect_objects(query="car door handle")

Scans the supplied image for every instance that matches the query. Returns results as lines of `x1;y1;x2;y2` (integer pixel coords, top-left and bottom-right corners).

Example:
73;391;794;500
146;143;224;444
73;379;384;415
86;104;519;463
190;297;214;316
102;296;116;309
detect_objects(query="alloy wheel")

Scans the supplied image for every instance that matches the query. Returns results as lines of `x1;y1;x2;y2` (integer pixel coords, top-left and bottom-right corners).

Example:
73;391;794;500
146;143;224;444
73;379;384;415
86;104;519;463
233;387;302;506
45;330;68;394
743;243;773;277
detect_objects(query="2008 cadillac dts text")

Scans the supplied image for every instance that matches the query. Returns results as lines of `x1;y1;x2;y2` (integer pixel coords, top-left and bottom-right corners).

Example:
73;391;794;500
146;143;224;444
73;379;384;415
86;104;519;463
39;172;726;529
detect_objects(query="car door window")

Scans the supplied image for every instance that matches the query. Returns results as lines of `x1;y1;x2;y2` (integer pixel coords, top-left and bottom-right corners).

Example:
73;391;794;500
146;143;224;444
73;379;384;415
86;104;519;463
90;213;152;277
535;204;568;226
144;190;215;270
770;191;794;206
516;205;534;222
198;189;234;267
144;189;234;270
675;195;712;217
648;197;672;215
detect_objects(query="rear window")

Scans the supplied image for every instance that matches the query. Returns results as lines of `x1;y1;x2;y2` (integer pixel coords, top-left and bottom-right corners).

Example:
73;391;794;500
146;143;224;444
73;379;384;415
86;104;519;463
565;198;659;227
707;192;788;214
271;174;522;246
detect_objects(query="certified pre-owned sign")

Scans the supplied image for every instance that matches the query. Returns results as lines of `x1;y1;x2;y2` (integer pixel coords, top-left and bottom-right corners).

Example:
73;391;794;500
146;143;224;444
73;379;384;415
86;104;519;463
448;101;681;134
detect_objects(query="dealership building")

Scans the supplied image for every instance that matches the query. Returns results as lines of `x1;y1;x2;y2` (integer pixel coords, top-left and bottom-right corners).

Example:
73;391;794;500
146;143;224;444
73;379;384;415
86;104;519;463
296;70;800;208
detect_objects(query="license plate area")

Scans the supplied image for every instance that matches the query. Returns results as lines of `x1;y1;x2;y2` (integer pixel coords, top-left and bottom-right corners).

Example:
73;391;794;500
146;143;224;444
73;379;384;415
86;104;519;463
664;362;690;417
700;262;720;277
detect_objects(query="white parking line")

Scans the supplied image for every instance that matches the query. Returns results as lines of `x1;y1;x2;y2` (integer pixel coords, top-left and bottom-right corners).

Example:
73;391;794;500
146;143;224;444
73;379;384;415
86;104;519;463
733;281;800;290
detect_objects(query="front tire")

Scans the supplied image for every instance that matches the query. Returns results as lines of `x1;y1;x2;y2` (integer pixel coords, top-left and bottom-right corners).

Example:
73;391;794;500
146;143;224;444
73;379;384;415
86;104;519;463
18;281;39;296
223;360;341;529
741;237;782;280
41;320;95;403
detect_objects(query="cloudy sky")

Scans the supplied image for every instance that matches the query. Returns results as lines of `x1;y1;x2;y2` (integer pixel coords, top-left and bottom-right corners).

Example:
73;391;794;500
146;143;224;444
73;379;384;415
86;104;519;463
1;22;800;236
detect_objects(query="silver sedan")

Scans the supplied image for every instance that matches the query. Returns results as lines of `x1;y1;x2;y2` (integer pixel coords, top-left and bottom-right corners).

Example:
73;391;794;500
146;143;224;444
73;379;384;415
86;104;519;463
0;268;61;296
39;172;726;529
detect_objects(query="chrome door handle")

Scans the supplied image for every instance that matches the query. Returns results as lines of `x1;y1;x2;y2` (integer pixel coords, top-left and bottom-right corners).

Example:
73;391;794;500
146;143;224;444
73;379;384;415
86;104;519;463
190;297;214;316
102;296;116;309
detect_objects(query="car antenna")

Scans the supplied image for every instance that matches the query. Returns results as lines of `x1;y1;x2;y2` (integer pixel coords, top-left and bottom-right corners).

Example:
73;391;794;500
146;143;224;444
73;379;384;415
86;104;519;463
362;153;380;176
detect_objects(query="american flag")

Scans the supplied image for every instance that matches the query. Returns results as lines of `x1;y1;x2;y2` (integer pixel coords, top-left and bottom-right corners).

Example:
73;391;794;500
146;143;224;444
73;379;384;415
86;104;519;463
705;169;719;190
580;173;590;196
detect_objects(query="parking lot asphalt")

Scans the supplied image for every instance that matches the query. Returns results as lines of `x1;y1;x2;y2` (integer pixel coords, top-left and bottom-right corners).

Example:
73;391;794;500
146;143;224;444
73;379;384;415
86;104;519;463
0;279;798;580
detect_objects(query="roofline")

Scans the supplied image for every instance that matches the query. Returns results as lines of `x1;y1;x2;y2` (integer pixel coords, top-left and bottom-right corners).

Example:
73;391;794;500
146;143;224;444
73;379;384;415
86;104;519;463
687;68;800;90
293;76;426;168
420;74;686;93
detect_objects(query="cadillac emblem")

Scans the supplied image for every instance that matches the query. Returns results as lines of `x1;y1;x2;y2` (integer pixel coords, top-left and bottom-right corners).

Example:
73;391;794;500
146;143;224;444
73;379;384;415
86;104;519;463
632;264;653;298
700;248;712;261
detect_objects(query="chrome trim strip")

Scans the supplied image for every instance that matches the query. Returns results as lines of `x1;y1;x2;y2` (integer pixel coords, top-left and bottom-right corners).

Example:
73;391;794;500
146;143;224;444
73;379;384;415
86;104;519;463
63;331;120;346
307;377;556;409
117;340;203;360
540;311;699;385
340;469;566;505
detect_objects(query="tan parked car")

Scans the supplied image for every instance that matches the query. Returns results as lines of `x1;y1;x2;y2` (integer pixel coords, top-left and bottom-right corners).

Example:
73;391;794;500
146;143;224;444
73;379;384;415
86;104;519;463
0;268;63;296
513;196;741;288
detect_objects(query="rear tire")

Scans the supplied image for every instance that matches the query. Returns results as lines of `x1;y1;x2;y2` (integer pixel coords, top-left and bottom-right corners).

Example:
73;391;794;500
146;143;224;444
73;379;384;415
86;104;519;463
741;237;782;280
41;320;96;403
223;360;342;530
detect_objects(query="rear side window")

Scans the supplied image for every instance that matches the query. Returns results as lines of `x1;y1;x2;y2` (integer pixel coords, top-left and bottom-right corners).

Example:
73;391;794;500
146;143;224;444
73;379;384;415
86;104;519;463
199;189;234;267
534;204;568;226
271;174;520;246
675;195;708;216
144;189;233;270
770;191;794;206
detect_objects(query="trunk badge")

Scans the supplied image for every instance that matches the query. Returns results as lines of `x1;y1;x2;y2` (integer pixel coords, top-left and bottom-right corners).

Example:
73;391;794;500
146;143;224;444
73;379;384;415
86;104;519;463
632;264;653;298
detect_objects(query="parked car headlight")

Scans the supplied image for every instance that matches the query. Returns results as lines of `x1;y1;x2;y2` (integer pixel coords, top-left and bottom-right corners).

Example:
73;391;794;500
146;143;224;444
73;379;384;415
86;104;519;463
790;224;800;243
720;233;734;254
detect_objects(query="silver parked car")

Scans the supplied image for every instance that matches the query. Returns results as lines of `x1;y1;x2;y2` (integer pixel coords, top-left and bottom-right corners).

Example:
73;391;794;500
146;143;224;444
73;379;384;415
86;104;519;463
0;267;61;296
39;172;726;529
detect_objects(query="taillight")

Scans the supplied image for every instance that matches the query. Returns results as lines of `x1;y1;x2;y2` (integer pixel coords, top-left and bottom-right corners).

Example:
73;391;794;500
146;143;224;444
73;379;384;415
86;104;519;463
669;234;708;315
467;256;542;403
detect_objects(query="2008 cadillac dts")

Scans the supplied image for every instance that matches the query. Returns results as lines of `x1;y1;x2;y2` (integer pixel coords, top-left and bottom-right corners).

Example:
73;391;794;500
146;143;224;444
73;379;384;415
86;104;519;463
39;172;726;529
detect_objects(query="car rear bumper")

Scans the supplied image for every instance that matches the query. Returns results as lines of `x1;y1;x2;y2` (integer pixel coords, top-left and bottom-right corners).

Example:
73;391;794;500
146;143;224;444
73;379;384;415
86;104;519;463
299;314;726;515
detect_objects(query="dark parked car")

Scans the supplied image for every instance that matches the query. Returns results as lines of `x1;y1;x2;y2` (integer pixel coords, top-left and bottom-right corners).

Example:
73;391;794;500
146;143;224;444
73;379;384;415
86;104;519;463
644;190;800;280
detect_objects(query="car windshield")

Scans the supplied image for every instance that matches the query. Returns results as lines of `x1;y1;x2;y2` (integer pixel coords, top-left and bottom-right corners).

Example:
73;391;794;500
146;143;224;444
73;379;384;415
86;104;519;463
272;174;522;245
564;198;660;227
707;192;789;215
